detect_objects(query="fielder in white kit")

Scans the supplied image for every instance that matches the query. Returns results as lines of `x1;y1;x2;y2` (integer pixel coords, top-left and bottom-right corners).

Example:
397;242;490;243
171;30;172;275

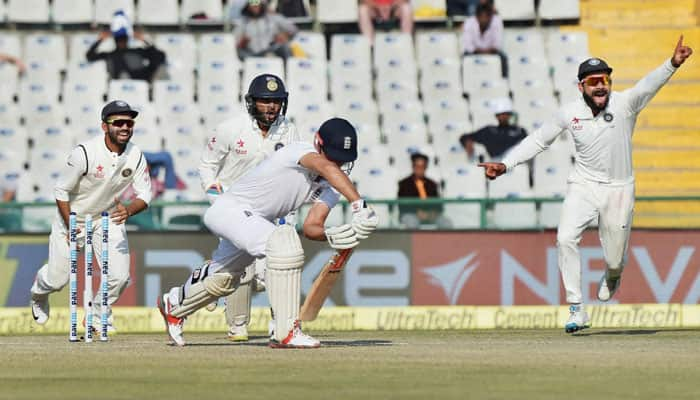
199;73;301;341
30;100;152;332
158;118;378;347
479;36;692;333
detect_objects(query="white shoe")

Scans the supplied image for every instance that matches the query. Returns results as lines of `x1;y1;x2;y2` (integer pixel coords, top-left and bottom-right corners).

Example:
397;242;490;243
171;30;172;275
157;294;185;346
565;304;590;333
227;324;249;342
597;272;621;302
269;320;320;349
205;301;218;312
30;294;49;325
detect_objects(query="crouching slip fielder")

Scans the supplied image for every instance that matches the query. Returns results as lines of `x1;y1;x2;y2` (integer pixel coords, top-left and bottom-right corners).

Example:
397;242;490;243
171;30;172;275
158;118;378;347
30;100;152;331
479;36;692;333
199;73;301;341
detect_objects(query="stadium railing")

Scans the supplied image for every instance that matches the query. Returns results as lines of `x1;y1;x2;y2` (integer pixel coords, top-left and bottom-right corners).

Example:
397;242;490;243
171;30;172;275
2;196;700;232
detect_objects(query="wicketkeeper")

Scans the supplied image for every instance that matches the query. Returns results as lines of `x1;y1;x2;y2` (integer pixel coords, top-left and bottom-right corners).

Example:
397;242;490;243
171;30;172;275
199;73;302;341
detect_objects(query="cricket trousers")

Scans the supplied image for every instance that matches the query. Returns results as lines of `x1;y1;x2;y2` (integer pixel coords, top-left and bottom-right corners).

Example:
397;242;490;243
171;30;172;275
31;217;131;315
556;179;635;304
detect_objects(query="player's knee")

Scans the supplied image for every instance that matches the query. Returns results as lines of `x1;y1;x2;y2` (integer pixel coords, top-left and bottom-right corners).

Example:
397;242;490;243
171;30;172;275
266;225;304;271
203;272;237;297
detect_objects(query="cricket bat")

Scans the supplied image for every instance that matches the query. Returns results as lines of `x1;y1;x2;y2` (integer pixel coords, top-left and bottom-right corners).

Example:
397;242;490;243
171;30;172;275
300;248;354;322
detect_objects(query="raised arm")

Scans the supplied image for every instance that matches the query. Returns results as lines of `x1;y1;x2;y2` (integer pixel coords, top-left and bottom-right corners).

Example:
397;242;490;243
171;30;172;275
625;35;692;113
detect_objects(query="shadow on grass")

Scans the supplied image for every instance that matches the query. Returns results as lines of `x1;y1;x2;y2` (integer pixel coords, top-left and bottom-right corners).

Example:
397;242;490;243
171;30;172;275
574;328;700;337
183;339;394;348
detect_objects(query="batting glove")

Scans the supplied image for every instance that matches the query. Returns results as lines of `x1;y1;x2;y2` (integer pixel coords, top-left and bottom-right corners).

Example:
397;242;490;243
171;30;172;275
350;199;378;240
325;224;359;250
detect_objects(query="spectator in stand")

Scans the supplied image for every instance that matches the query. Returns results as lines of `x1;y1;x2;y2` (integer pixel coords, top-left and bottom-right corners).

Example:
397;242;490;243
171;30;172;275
276;0;308;18
460;98;527;162
461;2;507;77
397;153;451;229
234;0;298;60
358;0;414;45
86;10;166;82
143;152;185;200
0;53;26;74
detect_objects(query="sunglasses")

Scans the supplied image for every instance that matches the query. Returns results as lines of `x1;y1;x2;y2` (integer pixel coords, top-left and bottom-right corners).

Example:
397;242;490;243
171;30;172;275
581;75;611;86
106;119;135;128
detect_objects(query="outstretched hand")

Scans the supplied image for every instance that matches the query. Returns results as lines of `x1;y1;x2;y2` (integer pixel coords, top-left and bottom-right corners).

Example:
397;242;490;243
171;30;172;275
478;162;507;180
672;35;693;68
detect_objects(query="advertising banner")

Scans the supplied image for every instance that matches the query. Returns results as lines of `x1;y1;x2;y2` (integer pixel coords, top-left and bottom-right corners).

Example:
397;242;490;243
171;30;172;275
1;230;699;307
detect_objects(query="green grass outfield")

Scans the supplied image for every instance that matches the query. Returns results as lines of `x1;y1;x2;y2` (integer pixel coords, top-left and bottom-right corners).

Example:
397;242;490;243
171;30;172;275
1;329;698;400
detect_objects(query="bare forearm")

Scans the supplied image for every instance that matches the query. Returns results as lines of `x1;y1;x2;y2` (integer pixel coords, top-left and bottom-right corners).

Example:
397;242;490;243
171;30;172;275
318;164;361;202
126;198;148;217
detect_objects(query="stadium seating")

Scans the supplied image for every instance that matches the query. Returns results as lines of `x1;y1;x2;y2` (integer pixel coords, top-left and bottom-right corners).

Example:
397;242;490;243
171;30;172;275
137;0;179;26
1;0;697;230
53;0;93;25
7;0;50;24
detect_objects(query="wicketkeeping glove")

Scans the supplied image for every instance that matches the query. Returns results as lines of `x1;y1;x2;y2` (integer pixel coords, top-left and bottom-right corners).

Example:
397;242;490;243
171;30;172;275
325;224;359;250
350;199;378;240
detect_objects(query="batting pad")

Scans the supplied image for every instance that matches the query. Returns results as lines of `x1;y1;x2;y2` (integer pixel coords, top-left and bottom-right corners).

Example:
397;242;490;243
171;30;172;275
265;225;304;342
172;272;238;318
225;263;254;327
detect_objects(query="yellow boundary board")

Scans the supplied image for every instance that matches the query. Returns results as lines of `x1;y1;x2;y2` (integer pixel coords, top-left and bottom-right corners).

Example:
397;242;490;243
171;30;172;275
1;305;699;335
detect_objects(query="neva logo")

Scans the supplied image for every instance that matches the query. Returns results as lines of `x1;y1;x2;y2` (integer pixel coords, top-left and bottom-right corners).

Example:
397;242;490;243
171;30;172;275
422;253;479;304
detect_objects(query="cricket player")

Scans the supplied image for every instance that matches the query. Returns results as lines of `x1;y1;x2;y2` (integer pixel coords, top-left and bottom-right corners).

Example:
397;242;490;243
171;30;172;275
158;117;378;347
479;36;693;333
200;73;301;342
30;100;152;332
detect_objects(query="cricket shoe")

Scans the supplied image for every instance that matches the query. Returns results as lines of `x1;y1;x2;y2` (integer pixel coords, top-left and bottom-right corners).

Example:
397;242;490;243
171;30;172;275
227;324;249;342
30;293;50;325
597;272;621;302
157;294;185;346
565;304;590;334
269;320;320;349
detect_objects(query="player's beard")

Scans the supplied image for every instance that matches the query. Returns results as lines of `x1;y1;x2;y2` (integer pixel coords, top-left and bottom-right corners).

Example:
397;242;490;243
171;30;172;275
107;126;132;148
582;88;610;115
254;108;279;129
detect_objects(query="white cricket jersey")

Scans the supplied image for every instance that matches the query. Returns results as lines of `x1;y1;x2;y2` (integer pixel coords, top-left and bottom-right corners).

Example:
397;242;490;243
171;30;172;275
223;142;339;220
503;59;677;184
198;113;301;191
54;135;152;223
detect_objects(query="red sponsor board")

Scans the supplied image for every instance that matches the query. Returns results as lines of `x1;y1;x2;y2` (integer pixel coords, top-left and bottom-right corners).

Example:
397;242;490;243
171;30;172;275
412;230;700;305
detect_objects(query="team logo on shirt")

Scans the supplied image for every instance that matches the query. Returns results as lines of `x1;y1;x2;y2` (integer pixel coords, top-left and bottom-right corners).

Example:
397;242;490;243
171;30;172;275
207;137;217;151
235;138;247;155
571;117;583;131
122;168;132;177
94;164;105;179
604;112;614;122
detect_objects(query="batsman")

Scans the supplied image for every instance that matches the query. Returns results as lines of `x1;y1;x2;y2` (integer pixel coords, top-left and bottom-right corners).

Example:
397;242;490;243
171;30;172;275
479;36;692;333
159;118;378;347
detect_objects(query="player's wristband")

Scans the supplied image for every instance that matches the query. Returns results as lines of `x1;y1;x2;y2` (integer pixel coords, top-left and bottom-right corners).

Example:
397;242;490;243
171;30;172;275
350;199;366;213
